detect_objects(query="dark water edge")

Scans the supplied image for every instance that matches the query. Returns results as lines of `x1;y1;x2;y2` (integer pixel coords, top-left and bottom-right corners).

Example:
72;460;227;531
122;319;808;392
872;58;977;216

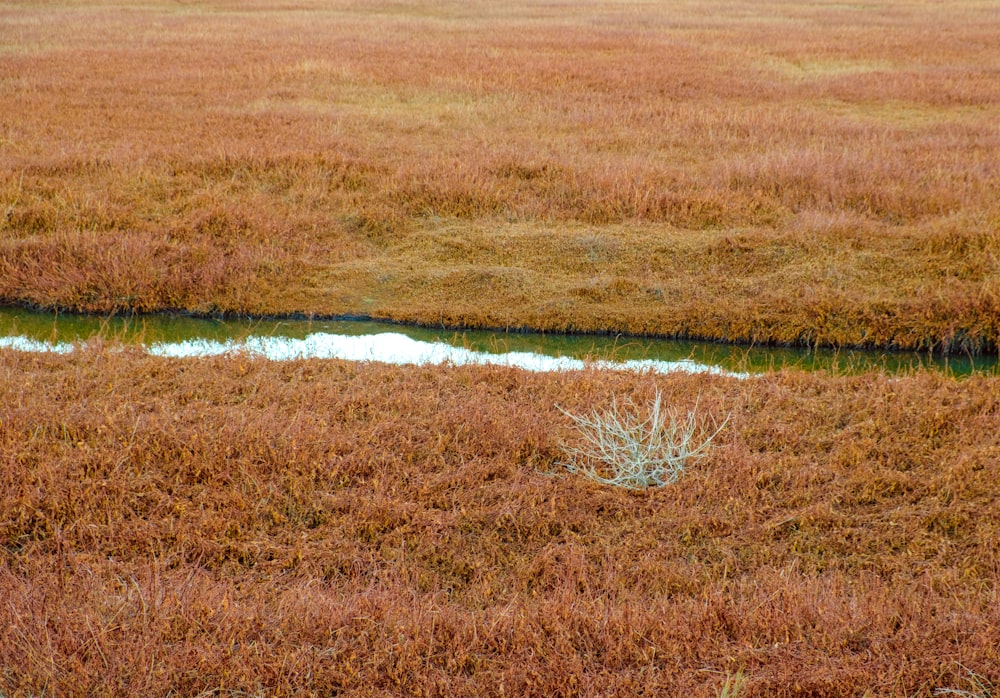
1;306;997;377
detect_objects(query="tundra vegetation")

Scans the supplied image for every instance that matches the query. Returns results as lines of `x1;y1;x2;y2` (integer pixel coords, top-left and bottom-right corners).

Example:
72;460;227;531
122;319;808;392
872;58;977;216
1;350;999;695
1;0;999;695
2;0;999;352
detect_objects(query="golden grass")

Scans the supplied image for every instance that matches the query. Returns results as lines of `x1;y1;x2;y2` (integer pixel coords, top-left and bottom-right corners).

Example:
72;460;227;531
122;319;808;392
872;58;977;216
2;0;999;350
4;5;1000;693
1;347;999;695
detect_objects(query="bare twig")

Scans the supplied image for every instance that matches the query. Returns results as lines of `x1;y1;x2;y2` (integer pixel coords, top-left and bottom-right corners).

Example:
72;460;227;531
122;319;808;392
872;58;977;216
556;391;728;490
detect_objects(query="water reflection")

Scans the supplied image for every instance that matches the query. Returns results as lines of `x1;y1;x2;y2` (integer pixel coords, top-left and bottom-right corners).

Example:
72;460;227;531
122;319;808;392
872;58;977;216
146;332;736;375
1;307;995;377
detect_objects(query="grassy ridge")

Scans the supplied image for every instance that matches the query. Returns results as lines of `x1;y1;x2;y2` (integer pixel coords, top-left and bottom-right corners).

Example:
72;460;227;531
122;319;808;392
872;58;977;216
2;348;998;695
2;0;1000;350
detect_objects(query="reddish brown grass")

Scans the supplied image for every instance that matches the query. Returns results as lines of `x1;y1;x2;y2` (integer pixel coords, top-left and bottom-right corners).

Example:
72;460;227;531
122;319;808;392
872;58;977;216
3;4;1000;692
2;0;1000;350
1;347;998;695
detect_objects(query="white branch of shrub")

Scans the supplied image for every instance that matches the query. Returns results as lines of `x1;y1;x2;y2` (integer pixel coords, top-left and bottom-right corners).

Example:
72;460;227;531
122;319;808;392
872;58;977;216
556;390;728;490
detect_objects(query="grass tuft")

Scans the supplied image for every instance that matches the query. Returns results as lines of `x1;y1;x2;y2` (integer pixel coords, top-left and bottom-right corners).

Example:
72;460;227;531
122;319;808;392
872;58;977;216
719;671;747;698
933;664;996;698
557;391;728;489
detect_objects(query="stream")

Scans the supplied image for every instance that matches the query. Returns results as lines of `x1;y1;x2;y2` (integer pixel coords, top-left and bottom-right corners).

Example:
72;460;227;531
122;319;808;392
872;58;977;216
1;307;995;377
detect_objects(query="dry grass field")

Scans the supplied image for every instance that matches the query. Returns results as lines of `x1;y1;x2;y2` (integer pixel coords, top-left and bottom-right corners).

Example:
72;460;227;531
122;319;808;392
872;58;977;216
3;1;1000;695
1;348;999;696
2;0;999;351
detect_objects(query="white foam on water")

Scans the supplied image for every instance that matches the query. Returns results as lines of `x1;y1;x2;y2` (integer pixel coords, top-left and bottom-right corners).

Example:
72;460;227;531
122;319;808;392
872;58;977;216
3;332;745;377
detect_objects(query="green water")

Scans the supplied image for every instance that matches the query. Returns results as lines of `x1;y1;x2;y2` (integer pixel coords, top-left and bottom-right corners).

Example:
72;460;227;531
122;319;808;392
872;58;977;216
1;306;996;376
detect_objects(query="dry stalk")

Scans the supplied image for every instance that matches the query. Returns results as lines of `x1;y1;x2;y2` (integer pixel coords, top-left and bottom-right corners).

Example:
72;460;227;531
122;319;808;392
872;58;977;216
556;391;728;490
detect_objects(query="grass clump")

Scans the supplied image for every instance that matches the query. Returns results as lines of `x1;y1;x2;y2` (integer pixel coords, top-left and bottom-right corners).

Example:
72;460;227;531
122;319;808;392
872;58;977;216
557;390;728;489
934;665;996;697
719;671;747;698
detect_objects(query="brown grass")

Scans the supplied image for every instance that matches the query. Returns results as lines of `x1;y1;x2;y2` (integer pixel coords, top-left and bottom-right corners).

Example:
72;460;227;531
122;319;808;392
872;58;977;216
4;4;1000;693
2;0;1000;350
2;347;999;695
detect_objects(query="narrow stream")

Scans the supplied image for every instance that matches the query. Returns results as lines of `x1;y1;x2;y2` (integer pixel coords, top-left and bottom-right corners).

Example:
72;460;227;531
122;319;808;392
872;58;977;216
1;307;996;377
